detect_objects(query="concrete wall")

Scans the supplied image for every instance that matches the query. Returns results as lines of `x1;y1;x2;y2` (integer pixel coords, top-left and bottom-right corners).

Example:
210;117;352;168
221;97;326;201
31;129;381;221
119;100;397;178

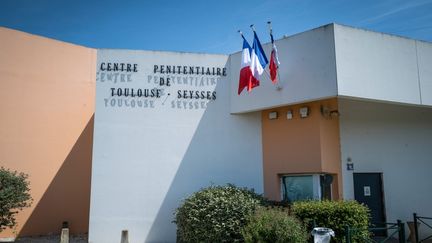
89;50;263;243
319;99;343;198
0;27;96;239
339;98;432;235
261;99;342;201
335;24;432;106
230;23;432;113
417;40;432;106
230;24;338;113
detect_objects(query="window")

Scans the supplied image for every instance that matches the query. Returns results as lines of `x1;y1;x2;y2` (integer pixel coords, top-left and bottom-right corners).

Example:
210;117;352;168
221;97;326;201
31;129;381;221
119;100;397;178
281;174;333;203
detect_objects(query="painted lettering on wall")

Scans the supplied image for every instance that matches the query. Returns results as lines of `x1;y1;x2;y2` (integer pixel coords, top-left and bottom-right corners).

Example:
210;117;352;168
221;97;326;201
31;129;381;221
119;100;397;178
153;65;227;76
97;62;223;110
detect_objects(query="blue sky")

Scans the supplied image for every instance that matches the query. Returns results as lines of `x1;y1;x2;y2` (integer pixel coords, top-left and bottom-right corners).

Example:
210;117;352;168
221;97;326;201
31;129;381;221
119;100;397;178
1;0;431;54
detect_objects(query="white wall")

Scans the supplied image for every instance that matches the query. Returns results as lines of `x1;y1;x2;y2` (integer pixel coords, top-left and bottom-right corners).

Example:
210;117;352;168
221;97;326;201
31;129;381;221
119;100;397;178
229;23;432;113
335;24;432;106
339;98;432;235
417;40;432;106
89;50;263;243
230;24;338;113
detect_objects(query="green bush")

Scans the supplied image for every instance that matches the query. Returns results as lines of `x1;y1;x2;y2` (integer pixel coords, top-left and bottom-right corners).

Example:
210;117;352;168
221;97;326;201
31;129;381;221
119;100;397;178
242;207;309;243
0;167;32;232
174;184;264;242
291;200;370;242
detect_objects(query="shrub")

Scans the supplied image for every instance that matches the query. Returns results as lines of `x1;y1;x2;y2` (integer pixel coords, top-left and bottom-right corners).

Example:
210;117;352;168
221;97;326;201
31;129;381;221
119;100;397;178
0;167;32;232
291;200;370;242
174;184;264;242
242;206;309;243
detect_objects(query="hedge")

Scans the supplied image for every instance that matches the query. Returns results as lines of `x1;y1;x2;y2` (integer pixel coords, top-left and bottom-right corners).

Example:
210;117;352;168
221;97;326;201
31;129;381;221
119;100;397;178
174;184;264;242
242;206;309;243
291;200;370;242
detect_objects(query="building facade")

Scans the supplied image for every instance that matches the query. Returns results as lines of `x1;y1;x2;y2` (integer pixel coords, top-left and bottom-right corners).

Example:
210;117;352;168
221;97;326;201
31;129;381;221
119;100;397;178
0;23;431;242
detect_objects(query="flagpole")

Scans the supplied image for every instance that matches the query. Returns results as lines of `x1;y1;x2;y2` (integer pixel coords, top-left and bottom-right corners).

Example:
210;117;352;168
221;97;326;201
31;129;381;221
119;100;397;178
238;30;244;38
267;21;283;91
249;24;273;84
267;21;273;38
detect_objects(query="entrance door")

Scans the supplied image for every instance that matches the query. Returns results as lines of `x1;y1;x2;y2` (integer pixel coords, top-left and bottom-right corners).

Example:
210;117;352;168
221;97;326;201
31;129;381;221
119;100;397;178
353;173;386;229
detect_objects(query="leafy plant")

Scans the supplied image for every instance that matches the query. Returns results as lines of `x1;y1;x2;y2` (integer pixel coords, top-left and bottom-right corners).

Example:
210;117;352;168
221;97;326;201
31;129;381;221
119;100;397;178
0;167;32;232
291;200;370;242
242;206;309;243
174;184;264;242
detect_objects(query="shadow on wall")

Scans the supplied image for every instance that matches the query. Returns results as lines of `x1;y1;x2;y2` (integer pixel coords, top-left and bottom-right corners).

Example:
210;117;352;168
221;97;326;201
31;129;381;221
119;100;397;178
19;115;94;237
144;63;263;242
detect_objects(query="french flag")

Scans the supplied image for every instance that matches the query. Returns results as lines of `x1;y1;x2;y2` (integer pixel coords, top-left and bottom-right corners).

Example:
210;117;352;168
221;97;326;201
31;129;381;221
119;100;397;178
269;30;280;84
238;35;259;94
250;31;268;83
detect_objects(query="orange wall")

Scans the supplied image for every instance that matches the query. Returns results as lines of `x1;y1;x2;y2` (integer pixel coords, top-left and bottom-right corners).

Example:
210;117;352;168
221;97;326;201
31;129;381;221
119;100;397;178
0;27;96;238
262;99;342;200
319;99;343;199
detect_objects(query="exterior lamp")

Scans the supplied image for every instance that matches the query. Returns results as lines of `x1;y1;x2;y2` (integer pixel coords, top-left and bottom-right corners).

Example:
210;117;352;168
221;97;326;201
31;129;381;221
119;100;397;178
286;110;293;120
299;107;309;118
268;111;278;120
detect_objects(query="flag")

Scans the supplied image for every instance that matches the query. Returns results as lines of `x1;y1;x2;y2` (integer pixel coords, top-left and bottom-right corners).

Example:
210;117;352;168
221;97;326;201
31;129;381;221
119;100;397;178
250;32;269;80
269;31;280;84
238;35;259;94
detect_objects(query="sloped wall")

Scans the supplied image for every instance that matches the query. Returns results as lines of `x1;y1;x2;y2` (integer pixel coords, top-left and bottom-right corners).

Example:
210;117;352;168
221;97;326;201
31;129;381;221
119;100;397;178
0;27;96;238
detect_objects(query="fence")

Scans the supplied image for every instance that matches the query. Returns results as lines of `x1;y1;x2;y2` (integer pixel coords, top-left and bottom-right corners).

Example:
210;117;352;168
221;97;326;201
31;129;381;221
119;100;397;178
345;220;405;243
414;213;432;243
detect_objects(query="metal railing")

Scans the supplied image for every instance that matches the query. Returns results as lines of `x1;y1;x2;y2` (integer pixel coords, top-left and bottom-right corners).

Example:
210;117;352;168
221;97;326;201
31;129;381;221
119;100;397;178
345;220;405;243
414;213;432;243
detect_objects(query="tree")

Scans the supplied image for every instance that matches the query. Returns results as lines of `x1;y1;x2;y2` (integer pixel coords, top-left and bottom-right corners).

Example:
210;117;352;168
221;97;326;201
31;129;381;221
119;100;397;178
0;167;32;232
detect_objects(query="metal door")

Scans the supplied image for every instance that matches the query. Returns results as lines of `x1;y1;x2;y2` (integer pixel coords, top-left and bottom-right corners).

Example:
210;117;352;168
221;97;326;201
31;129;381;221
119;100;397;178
353;173;386;234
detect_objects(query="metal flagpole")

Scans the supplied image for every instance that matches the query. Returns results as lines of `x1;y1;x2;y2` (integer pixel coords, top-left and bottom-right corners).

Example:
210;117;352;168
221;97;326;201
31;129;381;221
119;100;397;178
249;24;273;83
237;30;244;38
268;21;283;91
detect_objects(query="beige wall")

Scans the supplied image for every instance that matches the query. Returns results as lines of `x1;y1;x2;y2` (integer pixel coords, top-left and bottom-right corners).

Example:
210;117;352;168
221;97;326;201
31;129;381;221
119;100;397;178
319;99;343;199
0;27;96;238
262;99;342;201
